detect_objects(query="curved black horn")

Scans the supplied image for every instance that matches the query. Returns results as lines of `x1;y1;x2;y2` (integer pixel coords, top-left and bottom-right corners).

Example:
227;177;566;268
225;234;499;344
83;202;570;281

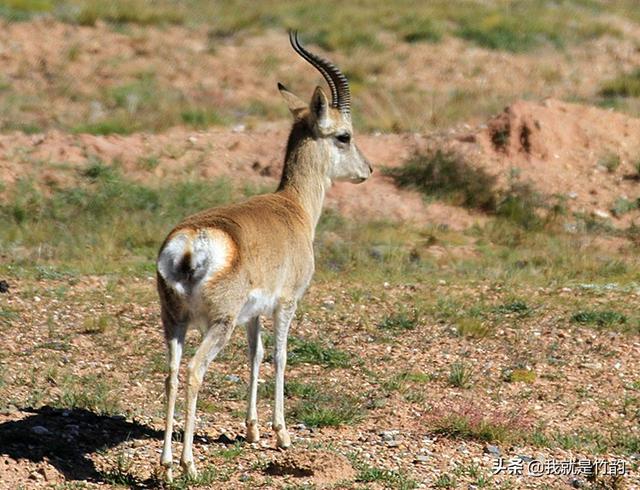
289;30;351;114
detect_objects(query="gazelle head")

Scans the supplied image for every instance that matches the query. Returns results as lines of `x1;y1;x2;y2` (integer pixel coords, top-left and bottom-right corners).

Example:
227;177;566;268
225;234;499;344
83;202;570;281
278;31;372;184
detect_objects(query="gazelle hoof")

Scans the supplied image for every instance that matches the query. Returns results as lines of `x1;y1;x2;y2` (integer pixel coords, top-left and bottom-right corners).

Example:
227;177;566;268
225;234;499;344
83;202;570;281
275;427;291;448
246;420;260;443
181;460;198;479
165;467;173;483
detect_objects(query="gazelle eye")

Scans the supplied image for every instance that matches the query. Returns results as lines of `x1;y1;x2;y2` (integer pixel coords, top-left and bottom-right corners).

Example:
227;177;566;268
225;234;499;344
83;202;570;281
336;133;351;144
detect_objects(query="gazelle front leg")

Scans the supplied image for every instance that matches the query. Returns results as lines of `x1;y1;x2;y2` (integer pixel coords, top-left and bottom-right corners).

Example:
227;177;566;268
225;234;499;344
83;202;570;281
245;316;264;443
272;300;297;448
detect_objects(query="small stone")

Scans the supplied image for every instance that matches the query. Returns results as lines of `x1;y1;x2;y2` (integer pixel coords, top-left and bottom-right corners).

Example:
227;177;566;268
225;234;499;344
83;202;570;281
31;425;50;436
380;430;398;441
413;455;429;464
579;362;602;370
569;476;584;488
369;247;384;261
39;466;57;482
593;209;610;219
225;374;241;383
29;470;43;480
484;444;500;456
188;136;197;143
0;280;9;293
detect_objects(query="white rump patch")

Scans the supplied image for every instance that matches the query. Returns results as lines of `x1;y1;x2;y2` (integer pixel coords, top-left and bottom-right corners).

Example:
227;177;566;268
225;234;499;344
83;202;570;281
157;229;233;296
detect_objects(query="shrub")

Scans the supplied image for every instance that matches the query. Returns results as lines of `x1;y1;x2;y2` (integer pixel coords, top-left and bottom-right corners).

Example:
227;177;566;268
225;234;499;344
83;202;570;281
599;69;640;98
571;310;627;328
386;150;497;211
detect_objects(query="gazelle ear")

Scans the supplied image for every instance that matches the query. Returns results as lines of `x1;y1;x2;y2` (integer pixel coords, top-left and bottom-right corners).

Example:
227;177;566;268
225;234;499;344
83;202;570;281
309;86;330;129
278;82;307;119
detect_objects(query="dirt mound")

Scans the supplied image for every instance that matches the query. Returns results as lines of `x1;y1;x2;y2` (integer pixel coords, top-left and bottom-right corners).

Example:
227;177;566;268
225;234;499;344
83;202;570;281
264;449;355;486
431;99;640;226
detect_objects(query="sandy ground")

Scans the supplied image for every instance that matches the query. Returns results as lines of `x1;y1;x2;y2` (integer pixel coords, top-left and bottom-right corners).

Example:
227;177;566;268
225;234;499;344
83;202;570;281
1;16;640;490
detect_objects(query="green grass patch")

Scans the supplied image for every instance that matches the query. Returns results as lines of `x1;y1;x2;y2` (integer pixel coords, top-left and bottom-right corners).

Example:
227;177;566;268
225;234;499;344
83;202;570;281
431;404;526;444
72;118;138;136
351;455;418;489
386;150;497;211
533;428;640;455
71;0;185;26
0;0;52;21
571;310;627;329
503;368;536;384
456;15;544;52
448;362;473;389
0;162;234;274
599;69;640;98
493;300;531;316
53;374;121;415
378;310;419;331
287;336;351;368
599;152;621;173
400;16;442;43
454;317;492;339
181;108;226;128
611;197;639;218
387;151;546;230
434;474;457;489
290;387;364;428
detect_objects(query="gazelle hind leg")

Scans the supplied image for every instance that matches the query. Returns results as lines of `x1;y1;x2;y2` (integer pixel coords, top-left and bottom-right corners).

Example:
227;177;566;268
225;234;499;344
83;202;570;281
245;316;264;443
180;318;235;478
160;319;186;482
272;300;297;448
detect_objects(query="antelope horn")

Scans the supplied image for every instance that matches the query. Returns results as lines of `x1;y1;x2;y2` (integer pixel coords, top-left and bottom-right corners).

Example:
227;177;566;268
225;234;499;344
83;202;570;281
289;30;351;115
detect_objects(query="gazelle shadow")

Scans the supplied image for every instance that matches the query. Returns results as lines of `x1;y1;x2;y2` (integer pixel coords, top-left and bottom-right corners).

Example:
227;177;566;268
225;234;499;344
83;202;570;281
0;405;163;487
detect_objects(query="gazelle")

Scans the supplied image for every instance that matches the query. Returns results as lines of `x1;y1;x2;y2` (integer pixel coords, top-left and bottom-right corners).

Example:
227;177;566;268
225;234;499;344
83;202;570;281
156;31;372;480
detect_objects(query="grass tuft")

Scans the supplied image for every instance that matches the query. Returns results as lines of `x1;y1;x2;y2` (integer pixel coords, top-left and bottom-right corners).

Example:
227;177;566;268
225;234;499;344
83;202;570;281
448;362;473;389
287;336;351;368
378;310;419;331
599;69;640;98
571;310;627;329
455;317;492;339
386;150;497;211
53;374;121;415
503;368;537;384
290;387;364;428
431;403;526;444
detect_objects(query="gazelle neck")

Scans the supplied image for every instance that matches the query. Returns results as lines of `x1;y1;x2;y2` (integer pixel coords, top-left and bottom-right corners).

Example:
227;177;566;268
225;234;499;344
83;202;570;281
277;123;328;234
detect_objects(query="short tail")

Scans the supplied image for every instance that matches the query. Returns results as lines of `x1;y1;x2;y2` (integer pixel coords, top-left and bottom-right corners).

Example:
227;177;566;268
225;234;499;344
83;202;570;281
157;233;214;296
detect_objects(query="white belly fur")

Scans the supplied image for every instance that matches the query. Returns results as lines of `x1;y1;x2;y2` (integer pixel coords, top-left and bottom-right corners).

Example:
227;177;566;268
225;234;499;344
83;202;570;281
236;290;278;325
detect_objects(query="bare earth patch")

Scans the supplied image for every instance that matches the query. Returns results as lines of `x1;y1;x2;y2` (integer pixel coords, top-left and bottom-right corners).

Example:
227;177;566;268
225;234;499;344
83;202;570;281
264;449;356;486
